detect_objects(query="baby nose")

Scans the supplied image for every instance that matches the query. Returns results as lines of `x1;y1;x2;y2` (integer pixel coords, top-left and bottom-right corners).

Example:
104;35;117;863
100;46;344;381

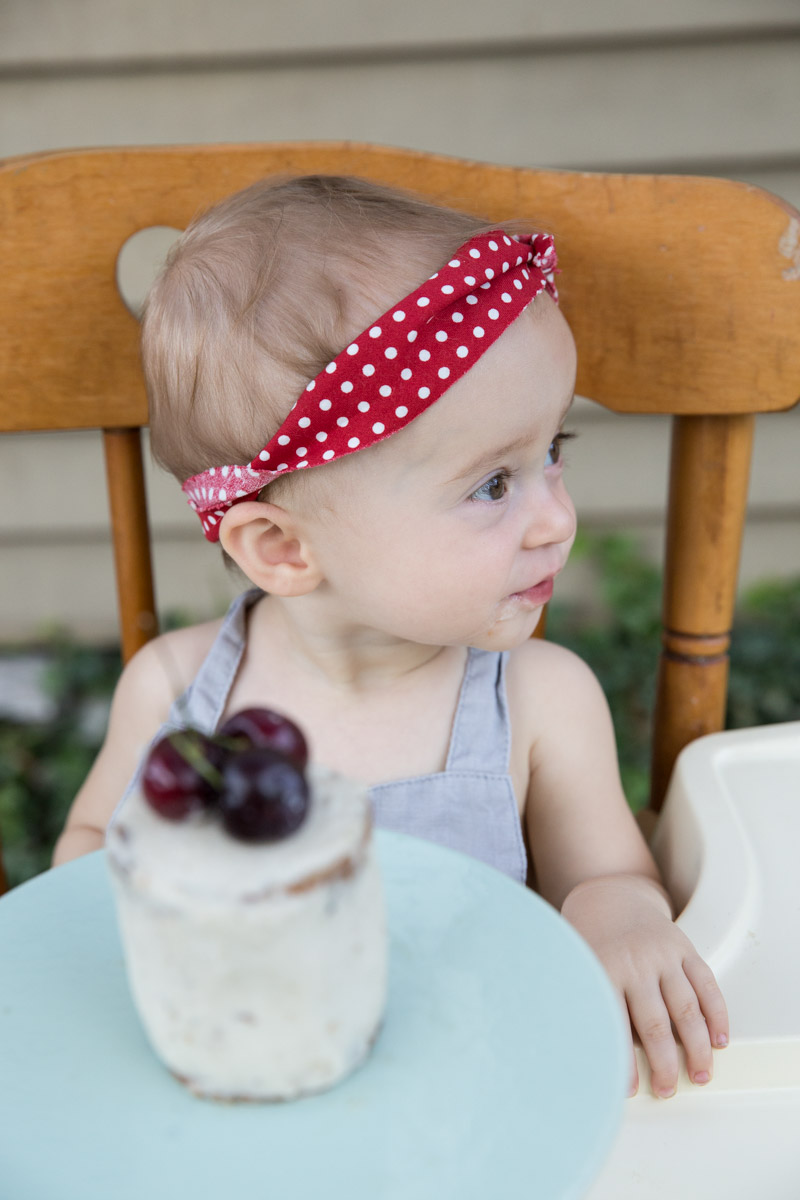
523;486;576;550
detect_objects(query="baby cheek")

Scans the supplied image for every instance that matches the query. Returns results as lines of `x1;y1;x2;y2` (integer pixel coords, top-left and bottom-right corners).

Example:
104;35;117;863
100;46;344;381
558;484;578;546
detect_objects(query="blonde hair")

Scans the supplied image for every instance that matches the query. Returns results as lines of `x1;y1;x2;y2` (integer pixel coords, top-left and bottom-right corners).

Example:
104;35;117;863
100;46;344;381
143;175;499;489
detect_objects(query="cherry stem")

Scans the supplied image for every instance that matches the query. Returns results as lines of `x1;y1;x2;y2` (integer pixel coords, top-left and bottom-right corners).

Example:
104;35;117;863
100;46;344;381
168;731;224;792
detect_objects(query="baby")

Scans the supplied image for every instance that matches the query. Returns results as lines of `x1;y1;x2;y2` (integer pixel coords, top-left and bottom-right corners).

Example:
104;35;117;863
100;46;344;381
54;173;728;1098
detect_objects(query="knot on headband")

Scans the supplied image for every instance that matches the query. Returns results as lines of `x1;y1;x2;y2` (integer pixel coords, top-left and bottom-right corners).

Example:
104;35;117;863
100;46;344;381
184;230;558;541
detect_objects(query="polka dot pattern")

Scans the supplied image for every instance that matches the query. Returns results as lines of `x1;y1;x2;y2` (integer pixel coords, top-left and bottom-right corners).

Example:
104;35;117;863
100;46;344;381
184;230;558;539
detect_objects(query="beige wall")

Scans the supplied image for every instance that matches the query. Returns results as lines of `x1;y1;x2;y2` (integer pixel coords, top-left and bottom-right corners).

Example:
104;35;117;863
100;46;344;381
1;0;799;639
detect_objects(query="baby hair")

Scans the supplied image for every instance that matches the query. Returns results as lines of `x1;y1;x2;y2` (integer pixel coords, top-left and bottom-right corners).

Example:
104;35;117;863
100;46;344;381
143;174;502;496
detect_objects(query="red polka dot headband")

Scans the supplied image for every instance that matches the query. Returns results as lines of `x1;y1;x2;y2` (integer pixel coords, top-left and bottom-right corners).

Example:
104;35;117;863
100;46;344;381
183;230;558;540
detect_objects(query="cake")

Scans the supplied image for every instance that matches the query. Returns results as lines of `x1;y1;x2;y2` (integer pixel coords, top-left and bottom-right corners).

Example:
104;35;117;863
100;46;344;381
106;711;387;1102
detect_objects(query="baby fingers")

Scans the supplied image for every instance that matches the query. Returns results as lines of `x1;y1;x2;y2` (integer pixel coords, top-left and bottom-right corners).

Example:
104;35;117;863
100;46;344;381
683;953;729;1051
660;967;715;1088
626;988;680;1098
633;957;728;1097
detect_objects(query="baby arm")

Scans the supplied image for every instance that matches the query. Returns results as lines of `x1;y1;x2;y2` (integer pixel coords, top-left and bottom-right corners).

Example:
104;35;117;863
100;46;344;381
51;634;181;866
517;641;729;1098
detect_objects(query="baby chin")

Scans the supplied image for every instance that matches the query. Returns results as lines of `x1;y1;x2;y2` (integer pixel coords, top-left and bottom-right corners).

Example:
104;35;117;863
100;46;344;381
467;600;547;650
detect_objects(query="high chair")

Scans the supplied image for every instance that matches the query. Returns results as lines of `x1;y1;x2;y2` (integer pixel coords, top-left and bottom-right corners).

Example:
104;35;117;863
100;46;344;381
1;143;799;1195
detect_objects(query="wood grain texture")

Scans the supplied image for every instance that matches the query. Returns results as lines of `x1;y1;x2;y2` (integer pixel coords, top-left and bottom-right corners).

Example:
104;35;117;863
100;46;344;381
1;144;800;434
650;414;755;807
102;429;158;661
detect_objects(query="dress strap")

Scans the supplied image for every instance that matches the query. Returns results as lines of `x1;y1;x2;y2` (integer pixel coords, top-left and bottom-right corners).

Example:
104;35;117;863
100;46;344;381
165;589;260;734
445;647;512;775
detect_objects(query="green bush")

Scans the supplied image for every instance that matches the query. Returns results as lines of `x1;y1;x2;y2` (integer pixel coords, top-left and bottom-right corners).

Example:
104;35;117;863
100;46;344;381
726;576;800;728
1;542;798;888
0;637;120;888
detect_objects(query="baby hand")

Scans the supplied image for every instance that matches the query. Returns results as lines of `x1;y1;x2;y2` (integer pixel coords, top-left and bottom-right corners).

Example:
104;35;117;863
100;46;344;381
560;875;729;1098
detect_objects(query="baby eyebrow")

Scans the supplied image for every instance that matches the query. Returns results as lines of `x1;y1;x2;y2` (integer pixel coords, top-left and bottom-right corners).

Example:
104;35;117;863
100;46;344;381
446;434;537;486
447;392;575;486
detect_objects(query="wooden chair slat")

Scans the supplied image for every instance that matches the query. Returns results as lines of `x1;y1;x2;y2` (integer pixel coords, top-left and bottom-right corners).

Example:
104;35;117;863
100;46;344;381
102;429;158;663
650;414;755;806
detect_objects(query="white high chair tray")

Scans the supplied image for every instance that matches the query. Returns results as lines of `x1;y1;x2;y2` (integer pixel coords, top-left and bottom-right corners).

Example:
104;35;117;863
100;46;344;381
0;831;627;1200
587;720;800;1200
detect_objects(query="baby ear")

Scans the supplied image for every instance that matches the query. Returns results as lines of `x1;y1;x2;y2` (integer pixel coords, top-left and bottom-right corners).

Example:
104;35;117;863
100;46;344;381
218;501;323;596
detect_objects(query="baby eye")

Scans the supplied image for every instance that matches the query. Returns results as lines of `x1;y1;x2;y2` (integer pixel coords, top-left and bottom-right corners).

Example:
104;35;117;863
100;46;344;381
545;431;576;467
470;470;511;502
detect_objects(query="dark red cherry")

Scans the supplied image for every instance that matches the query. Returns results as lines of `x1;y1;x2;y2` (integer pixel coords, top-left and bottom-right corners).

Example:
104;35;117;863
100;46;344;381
218;748;310;842
142;730;225;821
218;708;308;768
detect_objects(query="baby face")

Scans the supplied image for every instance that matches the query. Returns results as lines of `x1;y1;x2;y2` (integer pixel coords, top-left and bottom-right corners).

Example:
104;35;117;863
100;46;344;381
303;295;578;651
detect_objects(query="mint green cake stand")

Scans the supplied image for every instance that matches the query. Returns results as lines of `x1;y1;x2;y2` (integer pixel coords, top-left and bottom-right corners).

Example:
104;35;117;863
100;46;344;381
0;832;627;1199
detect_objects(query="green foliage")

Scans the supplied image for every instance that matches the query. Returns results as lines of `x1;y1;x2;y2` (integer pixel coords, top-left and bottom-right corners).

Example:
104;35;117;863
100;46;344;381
1;548;798;887
0;638;120;888
727;577;800;728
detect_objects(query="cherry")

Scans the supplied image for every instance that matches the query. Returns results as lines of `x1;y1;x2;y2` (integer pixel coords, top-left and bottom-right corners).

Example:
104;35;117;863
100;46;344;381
218;708;308;769
141;730;225;820
218;748;310;842
141;709;312;841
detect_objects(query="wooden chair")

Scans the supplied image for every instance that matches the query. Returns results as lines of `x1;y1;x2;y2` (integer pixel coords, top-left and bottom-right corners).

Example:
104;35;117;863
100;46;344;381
1;142;799;894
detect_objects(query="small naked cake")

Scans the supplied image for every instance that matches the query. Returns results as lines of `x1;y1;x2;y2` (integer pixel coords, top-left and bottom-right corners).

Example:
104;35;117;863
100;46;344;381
106;708;387;1102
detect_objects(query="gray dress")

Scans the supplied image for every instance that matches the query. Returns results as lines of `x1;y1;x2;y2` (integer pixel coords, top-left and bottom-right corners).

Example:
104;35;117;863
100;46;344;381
116;589;528;884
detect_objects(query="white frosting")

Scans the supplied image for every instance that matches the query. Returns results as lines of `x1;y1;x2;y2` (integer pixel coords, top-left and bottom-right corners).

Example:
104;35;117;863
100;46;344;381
108;765;371;907
107;764;387;1100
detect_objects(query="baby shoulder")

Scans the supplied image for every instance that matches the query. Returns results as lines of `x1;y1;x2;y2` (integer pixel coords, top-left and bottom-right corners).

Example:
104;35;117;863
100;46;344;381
505;637;613;739
110;618;223;736
506;636;605;695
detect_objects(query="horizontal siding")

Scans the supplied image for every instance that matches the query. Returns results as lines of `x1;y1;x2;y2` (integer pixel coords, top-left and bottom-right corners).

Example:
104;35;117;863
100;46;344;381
3;38;800;175
3;1;799;66
566;402;800;515
1;538;240;642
